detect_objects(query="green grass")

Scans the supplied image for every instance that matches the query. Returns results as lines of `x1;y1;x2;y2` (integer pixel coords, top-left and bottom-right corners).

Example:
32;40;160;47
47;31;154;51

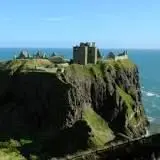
0;139;21;148
82;107;115;147
3;59;135;78
0;138;37;160
0;139;27;160
64;64;92;78
19;139;32;146
117;86;137;127
0;148;26;160
65;59;135;80
105;59;136;71
88;64;103;77
5;59;54;73
64;63;106;79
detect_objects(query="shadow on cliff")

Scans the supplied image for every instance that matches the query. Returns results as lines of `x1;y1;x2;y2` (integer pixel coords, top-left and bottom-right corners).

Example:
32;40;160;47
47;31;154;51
0;71;92;159
0;120;92;159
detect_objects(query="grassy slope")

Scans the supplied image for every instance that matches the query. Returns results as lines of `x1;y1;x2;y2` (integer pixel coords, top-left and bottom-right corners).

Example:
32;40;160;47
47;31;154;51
0;139;32;160
5;59;54;73
82;107;115;147
0;149;26;160
117;86;137;125
65;59;135;77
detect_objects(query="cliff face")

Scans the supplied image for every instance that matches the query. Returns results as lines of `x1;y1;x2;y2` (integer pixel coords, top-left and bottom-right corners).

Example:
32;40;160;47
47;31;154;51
0;59;148;158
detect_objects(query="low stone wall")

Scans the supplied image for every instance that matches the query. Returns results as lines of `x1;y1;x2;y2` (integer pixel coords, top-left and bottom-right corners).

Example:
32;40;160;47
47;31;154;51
115;55;128;61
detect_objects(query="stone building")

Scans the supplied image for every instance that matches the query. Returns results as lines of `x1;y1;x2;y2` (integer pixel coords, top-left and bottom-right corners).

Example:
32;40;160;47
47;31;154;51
34;51;46;59
107;52;115;59
73;42;98;65
115;51;128;61
107;51;128;61
17;50;29;59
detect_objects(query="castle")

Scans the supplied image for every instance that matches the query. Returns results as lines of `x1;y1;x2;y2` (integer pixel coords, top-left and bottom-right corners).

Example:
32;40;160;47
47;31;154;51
115;51;128;61
15;42;128;65
107;51;128;61
16;50;47;59
73;42;128;65
73;42;98;65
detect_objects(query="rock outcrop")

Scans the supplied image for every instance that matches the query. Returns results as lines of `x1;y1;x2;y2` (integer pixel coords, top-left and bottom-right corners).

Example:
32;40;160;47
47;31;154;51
0;59;148;158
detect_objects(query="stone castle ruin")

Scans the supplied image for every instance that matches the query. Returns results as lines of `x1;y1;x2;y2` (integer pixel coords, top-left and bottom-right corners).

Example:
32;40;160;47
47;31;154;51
15;42;128;66
73;42;128;65
73;42;98;65
107;51;128;61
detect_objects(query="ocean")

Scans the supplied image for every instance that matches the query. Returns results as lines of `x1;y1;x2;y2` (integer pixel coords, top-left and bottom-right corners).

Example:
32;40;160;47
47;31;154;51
0;48;160;133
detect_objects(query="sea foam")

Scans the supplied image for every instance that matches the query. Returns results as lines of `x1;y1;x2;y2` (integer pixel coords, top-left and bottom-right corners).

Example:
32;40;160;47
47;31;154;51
147;116;155;123
142;90;160;98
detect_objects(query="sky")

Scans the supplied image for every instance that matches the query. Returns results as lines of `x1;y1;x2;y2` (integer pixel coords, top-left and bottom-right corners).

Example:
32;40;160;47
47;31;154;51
0;0;160;48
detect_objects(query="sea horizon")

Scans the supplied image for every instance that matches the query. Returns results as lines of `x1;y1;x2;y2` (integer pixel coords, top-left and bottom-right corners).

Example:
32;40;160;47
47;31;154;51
1;47;160;50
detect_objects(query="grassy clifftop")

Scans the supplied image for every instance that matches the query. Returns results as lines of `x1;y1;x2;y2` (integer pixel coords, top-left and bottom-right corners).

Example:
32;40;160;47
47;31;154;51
4;59;54;73
0;59;148;159
64;59;136;78
3;58;135;75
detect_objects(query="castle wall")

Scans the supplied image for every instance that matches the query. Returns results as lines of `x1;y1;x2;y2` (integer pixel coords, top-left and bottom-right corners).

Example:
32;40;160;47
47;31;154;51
87;47;97;64
73;46;88;65
115;55;128;61
73;42;98;65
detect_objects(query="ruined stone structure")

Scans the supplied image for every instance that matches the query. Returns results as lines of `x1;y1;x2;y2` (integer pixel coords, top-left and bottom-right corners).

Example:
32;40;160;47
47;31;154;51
34;51;47;59
17;50;30;59
16;50;47;59
73;42;98;65
115;51;128;61
107;51;128;61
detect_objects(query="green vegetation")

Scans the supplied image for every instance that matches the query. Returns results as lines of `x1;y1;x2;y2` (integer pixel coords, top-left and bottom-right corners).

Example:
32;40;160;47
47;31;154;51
5;60;23;72
65;59;135;79
5;59;54;73
1;58;135;77
82;107;115;147
64;64;92;78
105;59;136;71
128;87;137;100
0;139;33;160
0;138;41;160
49;56;66;64
0;58;145;159
117;86;138;127
65;62;106;79
0;148;26;160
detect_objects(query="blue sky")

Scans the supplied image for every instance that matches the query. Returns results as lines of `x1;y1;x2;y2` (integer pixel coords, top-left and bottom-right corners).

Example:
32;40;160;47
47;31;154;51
0;0;160;48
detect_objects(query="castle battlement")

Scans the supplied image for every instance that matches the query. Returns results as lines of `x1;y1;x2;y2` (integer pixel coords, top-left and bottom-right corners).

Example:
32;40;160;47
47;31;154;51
73;42;98;65
107;51;128;61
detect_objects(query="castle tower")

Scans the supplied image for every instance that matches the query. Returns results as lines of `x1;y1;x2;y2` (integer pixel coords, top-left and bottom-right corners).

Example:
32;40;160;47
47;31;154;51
73;42;98;65
87;48;97;64
73;45;88;65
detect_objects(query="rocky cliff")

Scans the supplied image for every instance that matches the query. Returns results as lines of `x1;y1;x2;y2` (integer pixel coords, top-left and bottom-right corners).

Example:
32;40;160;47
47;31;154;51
0;59;148;159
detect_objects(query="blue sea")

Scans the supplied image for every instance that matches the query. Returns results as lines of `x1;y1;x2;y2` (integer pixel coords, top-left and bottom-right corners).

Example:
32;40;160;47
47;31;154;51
0;48;160;133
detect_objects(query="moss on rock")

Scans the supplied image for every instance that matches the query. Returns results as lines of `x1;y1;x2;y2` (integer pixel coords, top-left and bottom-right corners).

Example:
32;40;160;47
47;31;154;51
82;107;115;147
